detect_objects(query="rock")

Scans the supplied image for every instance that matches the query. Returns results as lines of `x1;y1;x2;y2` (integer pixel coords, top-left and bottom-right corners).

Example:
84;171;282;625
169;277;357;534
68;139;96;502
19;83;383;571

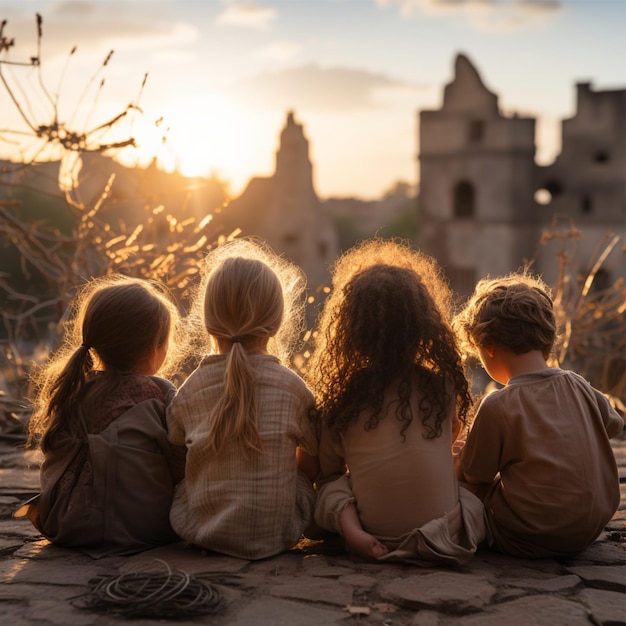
578;588;626;625
381;572;497;612
502;574;581;592
455;595;592;625
270;575;353;606
229;598;345;625
565;565;626;592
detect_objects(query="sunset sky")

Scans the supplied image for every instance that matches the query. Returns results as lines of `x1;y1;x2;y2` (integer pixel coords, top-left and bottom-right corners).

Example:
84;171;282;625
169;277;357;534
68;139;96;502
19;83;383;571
1;0;625;199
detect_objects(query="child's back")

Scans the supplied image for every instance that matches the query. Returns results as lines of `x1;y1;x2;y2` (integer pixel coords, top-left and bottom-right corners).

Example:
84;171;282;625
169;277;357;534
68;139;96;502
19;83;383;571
460;367;622;557
455;273;623;558
19;277;186;557
167;240;318;560
309;239;486;564
36;372;182;556
321;371;459;538
169;353;316;559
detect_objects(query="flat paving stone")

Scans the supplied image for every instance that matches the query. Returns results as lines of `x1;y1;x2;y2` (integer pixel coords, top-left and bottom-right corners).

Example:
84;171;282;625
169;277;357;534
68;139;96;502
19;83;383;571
0;431;623;625
454;595;593;625
301;554;355;577
12;540;90;561
0;467;40;490
0;606;41;626
269;575;354;606
339;573;378;588
22;599;97;626
381;572;497;612
0;559;101;586
0;582;84;602
229;598;345;626
0;519;44;538
577;588;626;625
245;552;301;575
120;543;250;576
565;564;626;592
503;573;582;592
411;610;443;626
0;536;25;555
566;541;626;565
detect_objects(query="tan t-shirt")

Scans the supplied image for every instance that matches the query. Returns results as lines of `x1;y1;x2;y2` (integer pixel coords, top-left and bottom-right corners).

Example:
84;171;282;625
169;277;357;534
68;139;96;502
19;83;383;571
318;381;459;538
460;368;622;557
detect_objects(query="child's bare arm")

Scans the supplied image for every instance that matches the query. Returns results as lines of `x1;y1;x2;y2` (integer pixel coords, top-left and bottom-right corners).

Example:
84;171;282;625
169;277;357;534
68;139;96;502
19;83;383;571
296;447;320;484
456;456;491;487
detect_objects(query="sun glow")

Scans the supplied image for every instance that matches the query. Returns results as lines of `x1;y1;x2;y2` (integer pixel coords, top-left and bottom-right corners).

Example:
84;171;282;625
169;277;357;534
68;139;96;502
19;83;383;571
117;94;268;194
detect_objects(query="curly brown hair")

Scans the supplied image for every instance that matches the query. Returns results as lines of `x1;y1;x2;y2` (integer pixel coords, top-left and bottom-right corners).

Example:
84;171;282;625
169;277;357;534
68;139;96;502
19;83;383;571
453;272;558;359
307;239;472;439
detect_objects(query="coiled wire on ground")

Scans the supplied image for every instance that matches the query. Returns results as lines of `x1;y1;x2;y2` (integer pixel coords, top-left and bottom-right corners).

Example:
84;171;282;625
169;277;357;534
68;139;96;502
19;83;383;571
72;559;225;618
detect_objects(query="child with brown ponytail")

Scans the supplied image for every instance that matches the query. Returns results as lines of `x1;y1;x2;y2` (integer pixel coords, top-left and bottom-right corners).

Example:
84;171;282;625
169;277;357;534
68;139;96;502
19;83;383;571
18;275;186;557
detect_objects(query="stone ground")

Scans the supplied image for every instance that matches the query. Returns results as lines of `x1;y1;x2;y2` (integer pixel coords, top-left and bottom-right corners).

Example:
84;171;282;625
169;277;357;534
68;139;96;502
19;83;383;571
0;434;624;626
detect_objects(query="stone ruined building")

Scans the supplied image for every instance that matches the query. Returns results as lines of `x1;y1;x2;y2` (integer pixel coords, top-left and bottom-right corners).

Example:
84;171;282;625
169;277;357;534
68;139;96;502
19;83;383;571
418;54;626;297
219;111;338;294
534;82;626;290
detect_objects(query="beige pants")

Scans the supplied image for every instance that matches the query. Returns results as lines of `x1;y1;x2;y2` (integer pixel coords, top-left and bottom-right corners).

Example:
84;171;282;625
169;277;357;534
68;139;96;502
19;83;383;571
315;474;486;566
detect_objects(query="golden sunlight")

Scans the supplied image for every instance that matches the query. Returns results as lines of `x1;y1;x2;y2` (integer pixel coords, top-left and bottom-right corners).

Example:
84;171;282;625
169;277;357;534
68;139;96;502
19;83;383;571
118;94;259;191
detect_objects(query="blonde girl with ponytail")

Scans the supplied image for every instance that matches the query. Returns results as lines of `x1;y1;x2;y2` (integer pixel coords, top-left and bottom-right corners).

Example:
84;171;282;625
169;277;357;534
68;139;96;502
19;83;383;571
167;238;318;560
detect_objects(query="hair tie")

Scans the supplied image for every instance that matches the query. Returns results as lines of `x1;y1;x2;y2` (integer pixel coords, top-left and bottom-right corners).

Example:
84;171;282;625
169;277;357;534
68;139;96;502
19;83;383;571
230;336;243;344
80;343;90;350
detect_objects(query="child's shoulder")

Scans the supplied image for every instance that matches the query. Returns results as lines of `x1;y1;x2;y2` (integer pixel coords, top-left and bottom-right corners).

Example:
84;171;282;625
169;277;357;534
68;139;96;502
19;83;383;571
106;374;175;409
145;375;177;402
508;368;594;394
189;354;229;378
256;356;312;397
261;356;308;382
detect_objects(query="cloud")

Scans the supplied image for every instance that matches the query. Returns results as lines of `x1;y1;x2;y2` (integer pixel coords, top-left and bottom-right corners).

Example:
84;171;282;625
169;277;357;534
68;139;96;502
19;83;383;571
53;1;97;19
2;2;198;58
215;2;277;30
232;64;428;112
376;0;565;30
515;0;564;15
258;40;303;62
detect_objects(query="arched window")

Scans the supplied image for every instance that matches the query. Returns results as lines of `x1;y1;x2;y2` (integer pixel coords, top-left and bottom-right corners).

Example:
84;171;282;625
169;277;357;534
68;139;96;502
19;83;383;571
593;150;609;164
454;181;475;218
468;120;484;144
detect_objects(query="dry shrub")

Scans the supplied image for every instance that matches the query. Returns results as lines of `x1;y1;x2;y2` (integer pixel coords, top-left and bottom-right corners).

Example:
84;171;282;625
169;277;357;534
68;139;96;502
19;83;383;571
0;15;234;424
541;218;625;409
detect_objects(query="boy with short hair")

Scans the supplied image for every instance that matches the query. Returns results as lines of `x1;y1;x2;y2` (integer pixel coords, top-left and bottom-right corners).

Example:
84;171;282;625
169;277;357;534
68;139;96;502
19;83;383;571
454;272;623;558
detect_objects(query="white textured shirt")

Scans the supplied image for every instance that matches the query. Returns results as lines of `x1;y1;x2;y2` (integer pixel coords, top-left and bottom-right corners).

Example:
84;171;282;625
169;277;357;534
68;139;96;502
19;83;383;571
167;354;317;559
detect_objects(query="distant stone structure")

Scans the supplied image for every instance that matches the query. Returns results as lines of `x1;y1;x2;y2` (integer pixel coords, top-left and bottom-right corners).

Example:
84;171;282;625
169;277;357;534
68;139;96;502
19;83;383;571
418;54;625;296
220;111;338;292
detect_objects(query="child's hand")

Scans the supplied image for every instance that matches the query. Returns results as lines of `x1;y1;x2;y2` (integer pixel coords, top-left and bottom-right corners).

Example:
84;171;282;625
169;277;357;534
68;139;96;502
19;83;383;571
452;437;466;456
452;423;467;456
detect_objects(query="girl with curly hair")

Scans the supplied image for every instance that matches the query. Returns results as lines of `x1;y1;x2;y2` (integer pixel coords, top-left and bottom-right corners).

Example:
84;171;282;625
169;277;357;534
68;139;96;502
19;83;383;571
308;239;485;564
